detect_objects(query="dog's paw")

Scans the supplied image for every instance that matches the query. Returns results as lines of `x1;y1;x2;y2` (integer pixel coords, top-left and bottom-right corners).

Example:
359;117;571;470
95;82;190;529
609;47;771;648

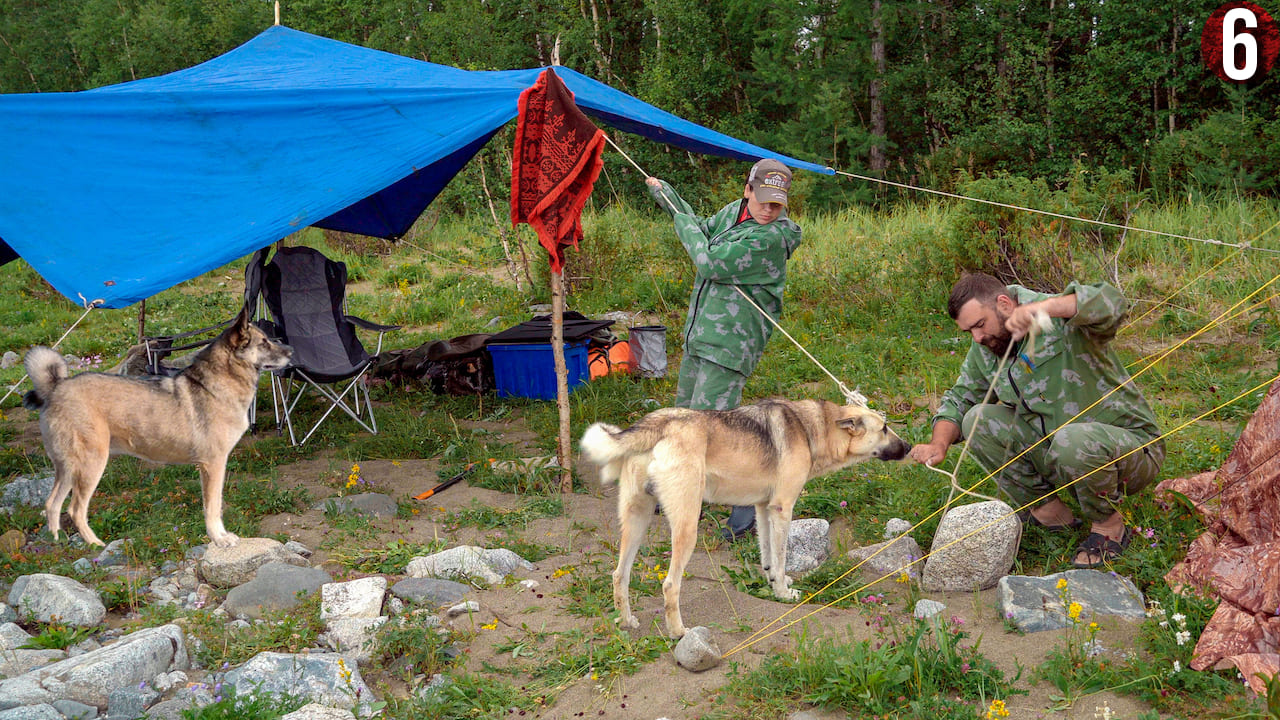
775;587;801;602
210;532;240;548
616;613;639;630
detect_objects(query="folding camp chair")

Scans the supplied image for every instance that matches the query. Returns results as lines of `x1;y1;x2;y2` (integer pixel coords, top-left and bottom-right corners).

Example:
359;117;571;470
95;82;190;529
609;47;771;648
261;246;399;445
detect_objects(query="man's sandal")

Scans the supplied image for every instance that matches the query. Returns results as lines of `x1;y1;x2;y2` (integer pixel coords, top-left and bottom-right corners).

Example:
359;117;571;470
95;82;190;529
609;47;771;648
1071;527;1132;569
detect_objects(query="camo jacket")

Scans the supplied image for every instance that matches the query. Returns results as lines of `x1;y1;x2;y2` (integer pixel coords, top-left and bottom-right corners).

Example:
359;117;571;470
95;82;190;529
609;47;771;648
648;179;802;375
933;281;1162;442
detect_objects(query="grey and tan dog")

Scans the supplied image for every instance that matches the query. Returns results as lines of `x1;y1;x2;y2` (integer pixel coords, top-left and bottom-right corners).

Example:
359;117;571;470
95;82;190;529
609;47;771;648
23;306;292;548
580;398;910;638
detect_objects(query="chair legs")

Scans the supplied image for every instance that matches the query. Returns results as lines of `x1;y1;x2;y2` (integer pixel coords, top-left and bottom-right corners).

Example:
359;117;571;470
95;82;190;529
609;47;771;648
270;367;378;446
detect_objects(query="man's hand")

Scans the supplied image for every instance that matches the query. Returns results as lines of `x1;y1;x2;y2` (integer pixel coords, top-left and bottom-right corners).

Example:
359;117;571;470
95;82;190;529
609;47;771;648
1005;294;1077;340
908;442;949;467
645;176;661;188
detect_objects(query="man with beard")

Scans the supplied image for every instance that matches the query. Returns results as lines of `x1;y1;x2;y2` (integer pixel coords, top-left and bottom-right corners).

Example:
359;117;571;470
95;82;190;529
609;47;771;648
909;272;1164;568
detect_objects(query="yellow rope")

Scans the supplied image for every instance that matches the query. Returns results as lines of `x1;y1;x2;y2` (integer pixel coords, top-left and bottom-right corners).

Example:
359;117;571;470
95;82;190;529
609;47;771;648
726;271;1280;656
724;373;1278;658
1120;217;1280;334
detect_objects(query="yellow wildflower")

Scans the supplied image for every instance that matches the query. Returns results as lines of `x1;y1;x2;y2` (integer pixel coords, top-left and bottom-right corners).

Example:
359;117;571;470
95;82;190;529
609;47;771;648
480;620;498;630
986;699;1009;718
552;567;573;579
1056;578;1068;590
895;572;910;584
1068;602;1083;621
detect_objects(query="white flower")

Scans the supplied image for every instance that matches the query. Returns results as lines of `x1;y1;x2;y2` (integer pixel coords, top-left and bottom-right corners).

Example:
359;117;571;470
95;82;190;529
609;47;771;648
1175;630;1191;646
1094;704;1114;720
1171;612;1186;625
1172;660;1182;673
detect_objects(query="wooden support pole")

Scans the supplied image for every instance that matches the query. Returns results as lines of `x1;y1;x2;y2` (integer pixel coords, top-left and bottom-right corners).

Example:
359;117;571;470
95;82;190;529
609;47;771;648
551;270;572;492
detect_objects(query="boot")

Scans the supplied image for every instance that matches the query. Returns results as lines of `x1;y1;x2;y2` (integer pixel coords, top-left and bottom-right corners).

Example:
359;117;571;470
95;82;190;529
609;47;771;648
721;505;756;542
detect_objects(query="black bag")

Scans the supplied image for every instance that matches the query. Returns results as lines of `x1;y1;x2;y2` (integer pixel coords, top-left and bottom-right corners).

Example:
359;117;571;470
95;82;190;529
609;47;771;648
371;333;494;395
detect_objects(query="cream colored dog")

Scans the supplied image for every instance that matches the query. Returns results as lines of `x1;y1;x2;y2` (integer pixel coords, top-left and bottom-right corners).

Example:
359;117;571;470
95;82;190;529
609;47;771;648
580;398;910;638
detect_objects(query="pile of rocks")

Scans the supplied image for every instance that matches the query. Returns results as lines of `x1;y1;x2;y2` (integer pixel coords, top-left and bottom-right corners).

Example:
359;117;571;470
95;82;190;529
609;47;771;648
0;526;542;719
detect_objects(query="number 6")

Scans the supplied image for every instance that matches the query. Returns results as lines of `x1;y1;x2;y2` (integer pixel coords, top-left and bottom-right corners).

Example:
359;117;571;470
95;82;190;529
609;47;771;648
1223;7;1259;80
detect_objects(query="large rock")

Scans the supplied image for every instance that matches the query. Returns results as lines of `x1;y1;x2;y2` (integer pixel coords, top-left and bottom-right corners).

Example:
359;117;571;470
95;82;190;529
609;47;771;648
321;577;387;620
0;622;32;651
0;648;67;677
8;574;106;627
0;472;55;511
0;624;186;709
320;617;388;664
0;705;64;719
785;519;830;573
199;538;309;588
673;626;721;672
223;652;376;713
921;501;1020;592
220;562;331;620
999;569;1146;633
316;494;397;518
388;578;471;608
282;705;357;720
847;534;923;582
405;546;532;585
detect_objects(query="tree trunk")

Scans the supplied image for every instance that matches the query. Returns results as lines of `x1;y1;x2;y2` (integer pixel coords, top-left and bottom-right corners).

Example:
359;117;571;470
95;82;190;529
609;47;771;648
869;0;887;173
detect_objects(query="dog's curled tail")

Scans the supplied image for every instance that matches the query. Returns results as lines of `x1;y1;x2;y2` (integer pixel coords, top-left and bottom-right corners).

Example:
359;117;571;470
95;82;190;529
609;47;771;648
580;422;626;485
23;346;68;411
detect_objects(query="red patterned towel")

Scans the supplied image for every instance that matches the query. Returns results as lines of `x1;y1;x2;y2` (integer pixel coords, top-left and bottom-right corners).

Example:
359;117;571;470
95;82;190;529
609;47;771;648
511;68;606;273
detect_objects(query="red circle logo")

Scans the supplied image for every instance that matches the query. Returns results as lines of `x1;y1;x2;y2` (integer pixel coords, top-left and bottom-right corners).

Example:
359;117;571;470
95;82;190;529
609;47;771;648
1201;1;1280;82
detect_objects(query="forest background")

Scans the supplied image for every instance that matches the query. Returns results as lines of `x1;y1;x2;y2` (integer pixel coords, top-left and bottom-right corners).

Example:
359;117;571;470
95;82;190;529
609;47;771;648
1;0;1278;214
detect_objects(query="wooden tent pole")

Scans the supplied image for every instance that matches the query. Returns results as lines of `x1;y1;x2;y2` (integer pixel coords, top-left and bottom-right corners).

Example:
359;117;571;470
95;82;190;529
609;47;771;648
137;298;146;343
551;269;572;492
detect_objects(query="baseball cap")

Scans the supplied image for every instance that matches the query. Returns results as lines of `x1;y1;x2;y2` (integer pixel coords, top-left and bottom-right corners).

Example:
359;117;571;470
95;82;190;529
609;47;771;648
747;159;792;206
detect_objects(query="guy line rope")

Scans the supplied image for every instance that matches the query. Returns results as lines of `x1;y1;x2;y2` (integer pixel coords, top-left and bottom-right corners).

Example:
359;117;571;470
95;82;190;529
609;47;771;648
725;269;1280;657
604;141;1280;650
0;297;103;407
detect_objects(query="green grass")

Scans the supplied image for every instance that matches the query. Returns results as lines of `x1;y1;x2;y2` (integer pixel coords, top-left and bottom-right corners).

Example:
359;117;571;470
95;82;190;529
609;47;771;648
1;195;1276;718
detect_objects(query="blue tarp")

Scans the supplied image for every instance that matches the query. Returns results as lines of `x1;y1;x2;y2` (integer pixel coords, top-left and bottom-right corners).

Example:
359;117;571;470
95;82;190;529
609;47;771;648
0;26;832;309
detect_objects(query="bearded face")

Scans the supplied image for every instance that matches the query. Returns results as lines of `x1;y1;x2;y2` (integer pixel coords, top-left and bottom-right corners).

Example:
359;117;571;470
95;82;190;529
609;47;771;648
956;298;1016;358
980;305;1014;357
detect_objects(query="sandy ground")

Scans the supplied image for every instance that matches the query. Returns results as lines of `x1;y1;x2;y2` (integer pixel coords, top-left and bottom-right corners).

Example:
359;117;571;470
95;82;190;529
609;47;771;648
253;445;1160;720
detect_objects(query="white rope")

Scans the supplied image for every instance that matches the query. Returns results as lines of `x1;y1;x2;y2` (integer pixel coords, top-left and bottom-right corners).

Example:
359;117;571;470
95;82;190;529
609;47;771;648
731;285;867;407
832;169;1279;254
926;309;1052;506
0;298;103;407
608;138;870;406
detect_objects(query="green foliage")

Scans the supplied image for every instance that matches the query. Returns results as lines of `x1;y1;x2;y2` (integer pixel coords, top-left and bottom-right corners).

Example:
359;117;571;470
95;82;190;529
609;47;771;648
385;672;538;718
19;620;94;650
178;687;307;720
369;613;460;683
1150;112;1280;200
442;496;562;531
709;618;1020;718
326;538;445;574
183;596;326;668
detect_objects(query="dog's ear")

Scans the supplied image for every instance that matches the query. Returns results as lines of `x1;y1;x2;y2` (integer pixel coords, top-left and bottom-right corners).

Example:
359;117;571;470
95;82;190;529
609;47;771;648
836;415;866;434
228;304;252;347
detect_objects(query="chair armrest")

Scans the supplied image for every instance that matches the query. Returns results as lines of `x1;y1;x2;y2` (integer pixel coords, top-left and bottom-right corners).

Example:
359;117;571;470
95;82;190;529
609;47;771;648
346;315;401;333
143;317;234;345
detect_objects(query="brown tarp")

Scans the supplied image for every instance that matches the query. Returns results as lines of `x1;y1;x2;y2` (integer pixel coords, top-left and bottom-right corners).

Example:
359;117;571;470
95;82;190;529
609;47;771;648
1156;377;1280;694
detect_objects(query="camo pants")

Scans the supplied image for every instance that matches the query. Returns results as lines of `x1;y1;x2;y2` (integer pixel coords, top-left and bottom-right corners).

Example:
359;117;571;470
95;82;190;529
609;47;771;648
674;353;747;411
961;404;1165;522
